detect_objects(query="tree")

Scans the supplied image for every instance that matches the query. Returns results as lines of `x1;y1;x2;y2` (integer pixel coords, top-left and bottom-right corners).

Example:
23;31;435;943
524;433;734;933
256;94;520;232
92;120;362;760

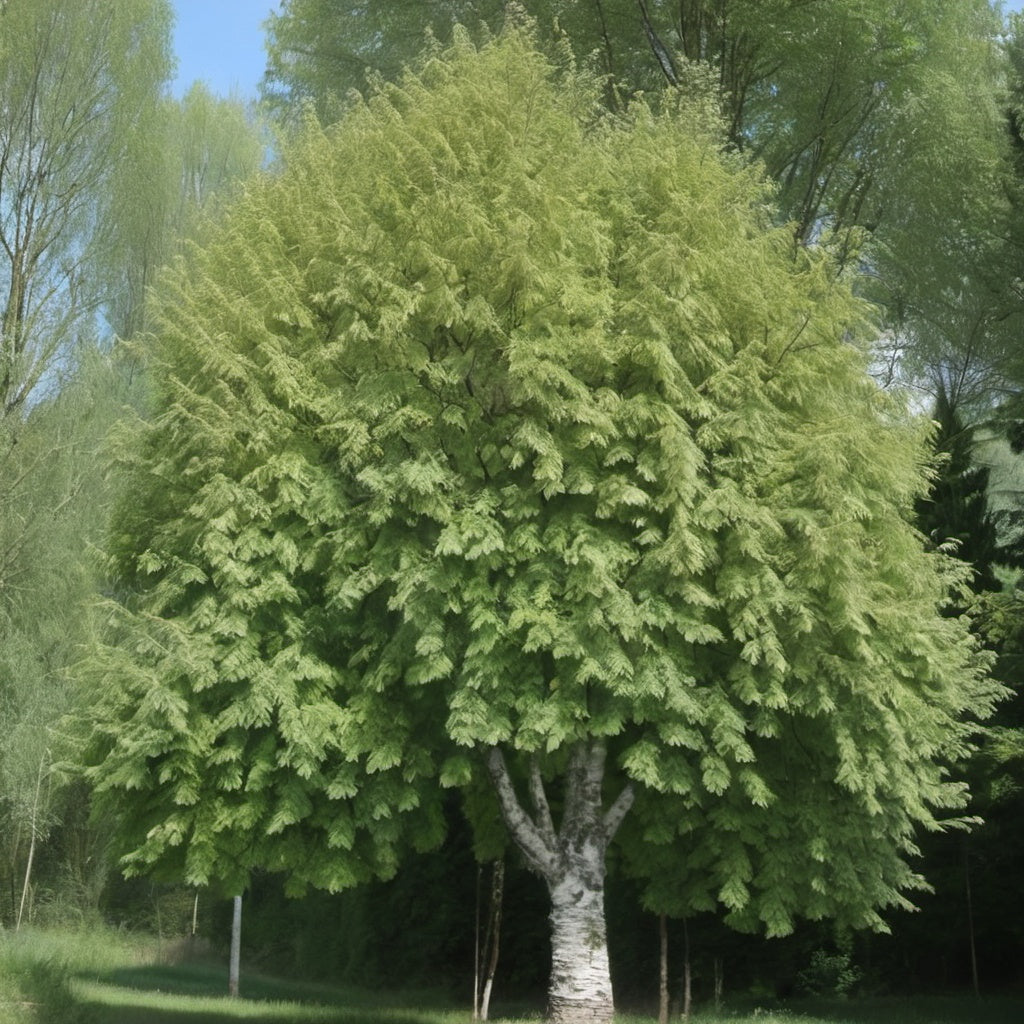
0;351;130;924
0;0;172;414
263;2;1014;409
915;389;1002;594
101;82;265;342
0;0;173;923
0;0;264;926
87;27;998;1024
262;1;1005;235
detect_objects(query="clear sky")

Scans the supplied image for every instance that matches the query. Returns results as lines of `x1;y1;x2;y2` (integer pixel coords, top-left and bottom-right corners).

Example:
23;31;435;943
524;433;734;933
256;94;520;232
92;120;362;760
170;0;277;100
168;1;1024;102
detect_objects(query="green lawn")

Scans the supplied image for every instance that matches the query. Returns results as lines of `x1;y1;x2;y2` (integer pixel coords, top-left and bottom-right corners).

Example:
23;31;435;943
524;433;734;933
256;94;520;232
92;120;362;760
2;928;1022;1024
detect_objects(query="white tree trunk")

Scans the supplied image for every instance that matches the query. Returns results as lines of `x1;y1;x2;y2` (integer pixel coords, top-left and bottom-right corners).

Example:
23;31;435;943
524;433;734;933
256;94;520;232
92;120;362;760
15;753;46;932
479;858;504;1021
486;741;634;1024
547;868;613;1023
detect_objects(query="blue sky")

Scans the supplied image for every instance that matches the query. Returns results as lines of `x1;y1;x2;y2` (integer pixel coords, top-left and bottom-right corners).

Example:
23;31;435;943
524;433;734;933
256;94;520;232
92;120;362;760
171;0;277;99
169;1;1024;102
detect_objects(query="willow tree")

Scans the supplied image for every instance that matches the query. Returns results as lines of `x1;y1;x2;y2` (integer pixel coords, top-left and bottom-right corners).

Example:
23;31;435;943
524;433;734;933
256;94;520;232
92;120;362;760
87;27;997;1024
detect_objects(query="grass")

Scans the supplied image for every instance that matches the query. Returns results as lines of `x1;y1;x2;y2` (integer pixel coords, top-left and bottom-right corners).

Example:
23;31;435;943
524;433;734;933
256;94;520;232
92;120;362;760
1;928;1022;1024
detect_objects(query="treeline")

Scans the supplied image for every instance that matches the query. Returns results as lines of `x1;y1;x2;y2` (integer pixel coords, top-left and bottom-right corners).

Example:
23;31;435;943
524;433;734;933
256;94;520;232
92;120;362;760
1;0;1023;1014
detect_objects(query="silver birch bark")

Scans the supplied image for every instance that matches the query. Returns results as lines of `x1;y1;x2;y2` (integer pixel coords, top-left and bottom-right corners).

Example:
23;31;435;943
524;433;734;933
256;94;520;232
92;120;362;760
486;741;634;1024
479;858;504;1021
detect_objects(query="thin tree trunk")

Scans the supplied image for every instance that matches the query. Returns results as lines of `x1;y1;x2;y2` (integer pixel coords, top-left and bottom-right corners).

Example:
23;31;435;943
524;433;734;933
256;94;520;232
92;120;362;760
682;918;692;1022
658;914;669;1024
15;754;46;932
473;863;482;1019
713;957;723;1012
229;894;242;998
15;829;36;933
964;841;980;997
480;858;505;1021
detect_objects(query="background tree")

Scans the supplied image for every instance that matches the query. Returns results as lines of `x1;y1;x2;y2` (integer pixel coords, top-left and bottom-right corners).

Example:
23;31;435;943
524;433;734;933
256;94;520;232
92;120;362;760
0;352;133;924
915;389;1002;594
0;0;263;928
101;82;265;342
0;0;175;927
262;2;1016;410
0;0;172;414
86;25;999;1022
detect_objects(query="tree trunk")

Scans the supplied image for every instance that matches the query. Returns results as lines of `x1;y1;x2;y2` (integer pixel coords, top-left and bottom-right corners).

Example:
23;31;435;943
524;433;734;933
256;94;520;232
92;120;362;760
229;894;242;998
547;868;613;1024
658;914;669;1024
479;858;504;1021
474;863;482;1020
15;827;36;933
964;840;980;997
16;754;46;932
485;741;634;1024
681;918;692;1021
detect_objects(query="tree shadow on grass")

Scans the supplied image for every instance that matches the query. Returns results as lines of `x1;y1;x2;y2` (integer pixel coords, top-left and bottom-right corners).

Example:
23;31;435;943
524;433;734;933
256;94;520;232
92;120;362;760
90;960;456;1009
67;961;468;1024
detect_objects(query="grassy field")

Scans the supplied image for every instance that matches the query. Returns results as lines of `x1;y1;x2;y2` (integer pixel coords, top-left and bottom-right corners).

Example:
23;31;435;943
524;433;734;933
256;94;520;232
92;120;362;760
1;927;1022;1024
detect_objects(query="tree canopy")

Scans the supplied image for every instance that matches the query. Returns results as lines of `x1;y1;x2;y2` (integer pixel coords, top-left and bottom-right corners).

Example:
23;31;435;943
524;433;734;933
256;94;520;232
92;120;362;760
88;25;998;1023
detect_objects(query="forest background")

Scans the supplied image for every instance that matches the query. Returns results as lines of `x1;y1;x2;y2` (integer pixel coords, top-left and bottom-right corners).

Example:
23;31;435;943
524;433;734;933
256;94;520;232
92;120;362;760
4;0;1024;1014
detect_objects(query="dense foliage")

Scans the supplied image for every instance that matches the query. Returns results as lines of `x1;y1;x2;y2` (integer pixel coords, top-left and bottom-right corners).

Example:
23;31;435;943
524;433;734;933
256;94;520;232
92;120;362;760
84;26;1001;1021
0;0;263;930
3;0;1024;1011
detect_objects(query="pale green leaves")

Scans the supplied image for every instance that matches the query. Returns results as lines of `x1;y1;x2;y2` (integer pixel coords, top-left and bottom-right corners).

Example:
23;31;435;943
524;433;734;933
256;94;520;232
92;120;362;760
88;25;994;925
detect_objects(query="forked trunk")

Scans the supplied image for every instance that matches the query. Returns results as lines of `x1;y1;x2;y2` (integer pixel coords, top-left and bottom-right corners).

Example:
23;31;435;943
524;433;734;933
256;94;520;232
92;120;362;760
485;741;634;1024
548;870;614;1024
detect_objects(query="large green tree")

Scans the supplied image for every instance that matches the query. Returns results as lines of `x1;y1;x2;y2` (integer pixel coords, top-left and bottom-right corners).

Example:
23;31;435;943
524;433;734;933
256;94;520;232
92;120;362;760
88;28;997;1024
262;1;1004;237
263;1;1014;409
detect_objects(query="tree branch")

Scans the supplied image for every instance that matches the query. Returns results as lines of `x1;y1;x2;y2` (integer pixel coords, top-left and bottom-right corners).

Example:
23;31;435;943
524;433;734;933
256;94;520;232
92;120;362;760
603;781;636;841
485;747;558;877
529;755;557;849
637;0;679;88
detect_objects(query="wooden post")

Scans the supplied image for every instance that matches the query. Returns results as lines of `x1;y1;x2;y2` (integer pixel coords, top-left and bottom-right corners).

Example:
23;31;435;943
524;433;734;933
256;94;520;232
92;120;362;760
229;895;242;998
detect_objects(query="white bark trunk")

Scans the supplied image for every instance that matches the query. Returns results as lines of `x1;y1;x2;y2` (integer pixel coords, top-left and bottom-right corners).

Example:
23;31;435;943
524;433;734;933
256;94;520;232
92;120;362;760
485;742;634;1024
16;754;46;932
547;868;613;1024
480;858;504;1021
